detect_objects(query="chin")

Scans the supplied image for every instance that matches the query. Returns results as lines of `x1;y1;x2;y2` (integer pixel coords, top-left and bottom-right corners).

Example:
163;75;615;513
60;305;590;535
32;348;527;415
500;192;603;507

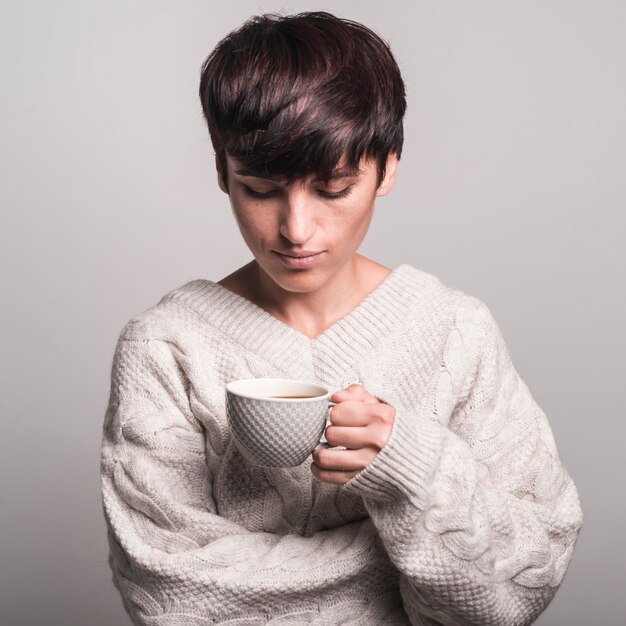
273;272;322;291
263;261;325;290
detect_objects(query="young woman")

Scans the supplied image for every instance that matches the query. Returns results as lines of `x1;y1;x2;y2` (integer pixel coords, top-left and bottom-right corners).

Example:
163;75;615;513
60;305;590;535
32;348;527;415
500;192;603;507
101;12;582;625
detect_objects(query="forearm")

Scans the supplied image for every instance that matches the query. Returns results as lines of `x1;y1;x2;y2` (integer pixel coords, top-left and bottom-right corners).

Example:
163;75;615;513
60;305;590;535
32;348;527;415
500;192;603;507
103;474;401;623
340;294;583;625
101;335;405;623
342;403;581;626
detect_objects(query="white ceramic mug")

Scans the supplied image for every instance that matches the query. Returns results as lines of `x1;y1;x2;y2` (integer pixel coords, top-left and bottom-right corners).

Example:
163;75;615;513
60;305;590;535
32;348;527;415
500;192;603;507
225;378;335;467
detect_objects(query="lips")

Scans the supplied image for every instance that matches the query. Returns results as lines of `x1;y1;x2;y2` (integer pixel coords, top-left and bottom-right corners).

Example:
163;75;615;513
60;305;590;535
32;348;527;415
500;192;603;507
274;251;324;268
274;250;323;258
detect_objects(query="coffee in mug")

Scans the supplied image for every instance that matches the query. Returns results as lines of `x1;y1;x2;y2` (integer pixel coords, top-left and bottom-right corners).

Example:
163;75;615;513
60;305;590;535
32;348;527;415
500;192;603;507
270;395;320;398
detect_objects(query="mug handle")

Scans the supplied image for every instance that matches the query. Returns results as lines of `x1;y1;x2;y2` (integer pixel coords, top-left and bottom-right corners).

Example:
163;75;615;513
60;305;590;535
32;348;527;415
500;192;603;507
314;401;337;450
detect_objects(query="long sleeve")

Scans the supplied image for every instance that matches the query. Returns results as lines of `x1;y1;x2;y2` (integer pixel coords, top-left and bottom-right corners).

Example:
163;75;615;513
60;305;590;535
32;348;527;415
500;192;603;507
341;295;583;626
100;331;405;625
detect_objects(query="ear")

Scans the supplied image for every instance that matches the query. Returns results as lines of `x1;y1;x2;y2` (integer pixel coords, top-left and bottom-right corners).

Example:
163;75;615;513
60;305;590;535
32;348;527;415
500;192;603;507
375;153;399;197
215;155;228;194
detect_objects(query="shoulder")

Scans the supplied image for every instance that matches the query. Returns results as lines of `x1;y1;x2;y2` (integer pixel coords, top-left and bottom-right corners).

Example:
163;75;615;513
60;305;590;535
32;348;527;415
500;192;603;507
116;278;214;343
400;263;495;329
398;265;504;374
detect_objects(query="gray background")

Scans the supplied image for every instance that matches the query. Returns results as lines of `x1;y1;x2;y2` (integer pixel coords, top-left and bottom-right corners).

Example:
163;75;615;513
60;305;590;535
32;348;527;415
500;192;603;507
1;1;624;624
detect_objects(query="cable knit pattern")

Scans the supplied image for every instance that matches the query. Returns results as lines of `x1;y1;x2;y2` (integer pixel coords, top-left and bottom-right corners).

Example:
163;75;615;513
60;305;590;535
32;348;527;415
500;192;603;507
100;263;582;625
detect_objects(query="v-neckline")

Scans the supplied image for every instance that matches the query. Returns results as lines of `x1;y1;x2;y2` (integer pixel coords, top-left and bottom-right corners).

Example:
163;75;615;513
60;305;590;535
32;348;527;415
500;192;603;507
212;264;399;343
162;263;431;377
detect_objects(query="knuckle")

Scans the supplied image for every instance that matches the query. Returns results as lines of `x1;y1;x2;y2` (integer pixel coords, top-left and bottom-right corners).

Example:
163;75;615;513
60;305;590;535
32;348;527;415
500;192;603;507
319;468;335;481
317;450;330;466
325;426;336;443
356;452;371;471
344;383;364;396
378;405;395;424
356;452;371;472
370;424;389;450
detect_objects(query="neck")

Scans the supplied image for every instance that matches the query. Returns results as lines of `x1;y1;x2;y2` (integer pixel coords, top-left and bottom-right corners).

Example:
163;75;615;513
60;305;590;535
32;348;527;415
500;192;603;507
250;255;378;338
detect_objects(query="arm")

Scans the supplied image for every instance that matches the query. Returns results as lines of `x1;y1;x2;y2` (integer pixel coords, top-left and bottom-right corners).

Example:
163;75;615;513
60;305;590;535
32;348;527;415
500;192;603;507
100;332;397;625
340;296;583;626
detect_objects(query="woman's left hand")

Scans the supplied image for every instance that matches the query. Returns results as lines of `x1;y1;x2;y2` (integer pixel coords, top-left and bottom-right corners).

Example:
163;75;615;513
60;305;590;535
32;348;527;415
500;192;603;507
311;383;395;485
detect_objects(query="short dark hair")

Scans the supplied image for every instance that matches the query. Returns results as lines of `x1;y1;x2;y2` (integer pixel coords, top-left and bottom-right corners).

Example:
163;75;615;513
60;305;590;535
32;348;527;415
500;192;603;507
199;11;406;188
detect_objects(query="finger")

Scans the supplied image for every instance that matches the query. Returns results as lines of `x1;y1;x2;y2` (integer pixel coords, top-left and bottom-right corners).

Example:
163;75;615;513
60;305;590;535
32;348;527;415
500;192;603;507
310;461;360;485
331;384;380;404
312;446;376;472
326;423;390;450
326;420;392;450
328;400;374;427
329;401;395;428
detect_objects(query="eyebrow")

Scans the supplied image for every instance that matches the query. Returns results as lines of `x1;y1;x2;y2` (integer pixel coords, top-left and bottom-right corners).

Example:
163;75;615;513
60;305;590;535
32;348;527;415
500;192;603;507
233;167;358;181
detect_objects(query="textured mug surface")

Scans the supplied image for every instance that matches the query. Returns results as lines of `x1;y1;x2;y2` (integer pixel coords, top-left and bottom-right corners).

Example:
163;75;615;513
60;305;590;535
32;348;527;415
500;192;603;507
225;378;333;467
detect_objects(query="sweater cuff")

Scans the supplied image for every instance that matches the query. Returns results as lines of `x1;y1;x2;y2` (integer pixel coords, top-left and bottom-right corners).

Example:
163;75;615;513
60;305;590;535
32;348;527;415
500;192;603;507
341;403;443;506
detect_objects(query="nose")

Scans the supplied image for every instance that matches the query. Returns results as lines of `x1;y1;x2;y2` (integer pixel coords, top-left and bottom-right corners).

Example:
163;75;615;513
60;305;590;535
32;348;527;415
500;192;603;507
278;186;316;244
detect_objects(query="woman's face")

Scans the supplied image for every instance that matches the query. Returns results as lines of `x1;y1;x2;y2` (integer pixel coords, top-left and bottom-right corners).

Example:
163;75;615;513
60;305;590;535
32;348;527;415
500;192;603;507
218;153;398;294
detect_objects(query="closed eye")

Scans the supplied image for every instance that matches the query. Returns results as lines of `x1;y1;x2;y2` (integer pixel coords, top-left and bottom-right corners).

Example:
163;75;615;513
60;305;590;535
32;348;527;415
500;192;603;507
241;185;279;199
317;185;353;200
240;183;354;201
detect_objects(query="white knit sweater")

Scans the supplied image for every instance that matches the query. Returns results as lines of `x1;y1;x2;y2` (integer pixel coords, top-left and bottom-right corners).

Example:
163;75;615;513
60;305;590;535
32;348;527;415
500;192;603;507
100;263;583;625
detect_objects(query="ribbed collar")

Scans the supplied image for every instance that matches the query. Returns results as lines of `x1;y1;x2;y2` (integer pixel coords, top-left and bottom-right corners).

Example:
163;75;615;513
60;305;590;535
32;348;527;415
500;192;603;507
160;263;435;379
